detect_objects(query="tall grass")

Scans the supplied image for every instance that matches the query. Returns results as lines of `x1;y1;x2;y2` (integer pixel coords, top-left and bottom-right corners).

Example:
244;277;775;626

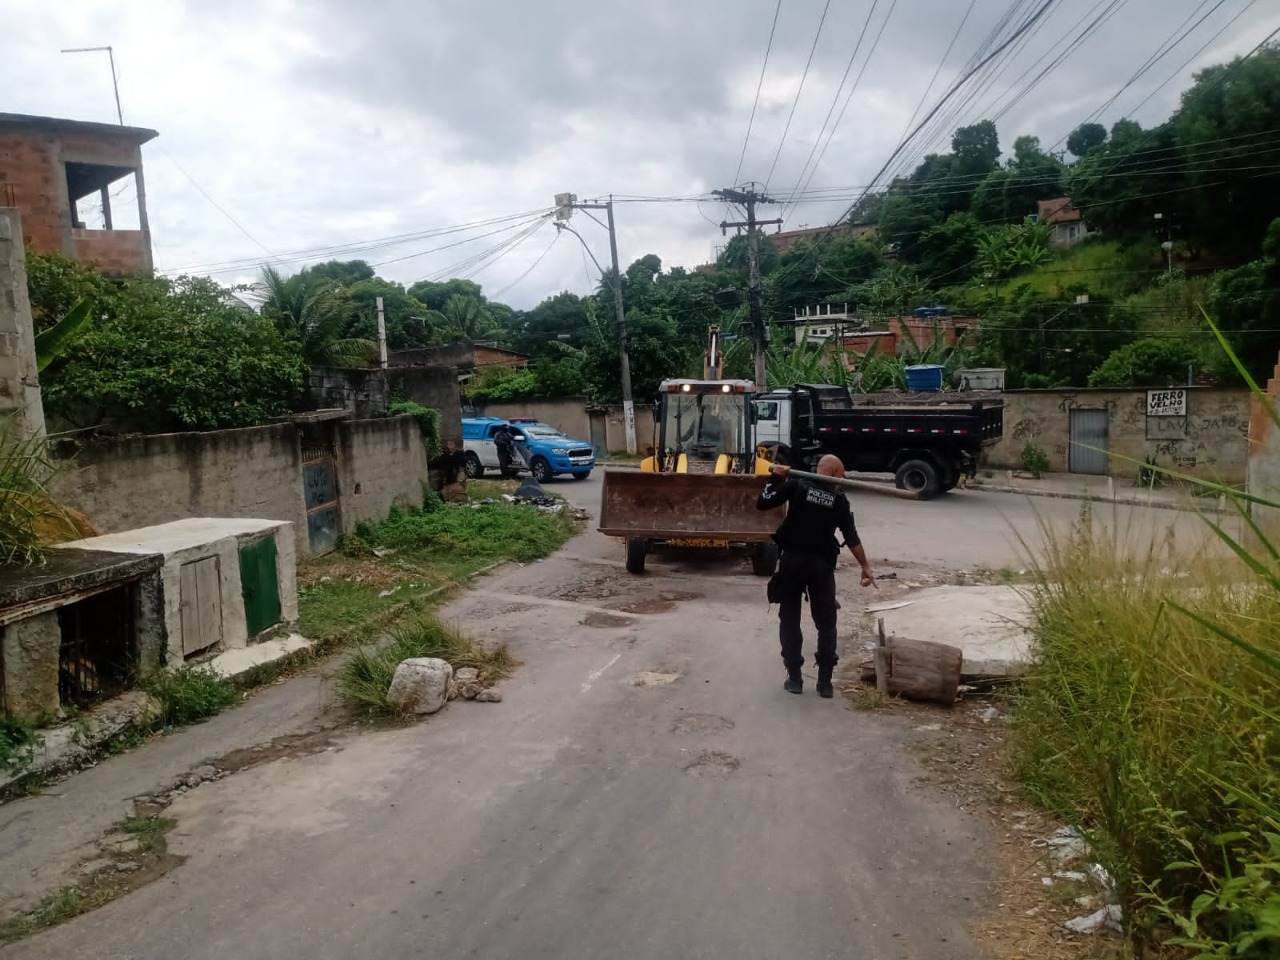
1012;313;1280;956
351;499;574;565
0;417;86;565
335;615;512;716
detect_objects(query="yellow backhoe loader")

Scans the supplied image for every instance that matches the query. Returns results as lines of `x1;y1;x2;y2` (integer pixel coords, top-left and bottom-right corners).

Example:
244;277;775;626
599;328;779;576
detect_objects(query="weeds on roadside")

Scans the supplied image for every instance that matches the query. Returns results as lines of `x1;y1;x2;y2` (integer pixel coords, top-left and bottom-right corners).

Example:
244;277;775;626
140;666;238;728
349;500;574;566
335;615;512;717
1012;312;1280;957
0;715;42;776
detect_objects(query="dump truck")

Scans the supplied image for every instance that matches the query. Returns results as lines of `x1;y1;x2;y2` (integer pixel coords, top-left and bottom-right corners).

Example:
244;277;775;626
599;375;780;576
751;383;1004;498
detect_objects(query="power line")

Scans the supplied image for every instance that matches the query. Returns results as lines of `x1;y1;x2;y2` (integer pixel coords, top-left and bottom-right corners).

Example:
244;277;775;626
167;208;552;275
784;0;887;213
155;145;278;259
490;230;561;300
734;0;784;188
763;0;833;190
800;0;902;201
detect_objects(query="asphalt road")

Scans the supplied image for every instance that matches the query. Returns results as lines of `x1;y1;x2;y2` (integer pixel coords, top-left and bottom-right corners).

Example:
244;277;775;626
3;475;1217;960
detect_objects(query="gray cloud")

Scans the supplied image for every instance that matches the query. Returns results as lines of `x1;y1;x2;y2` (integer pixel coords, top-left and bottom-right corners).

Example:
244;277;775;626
2;0;1276;307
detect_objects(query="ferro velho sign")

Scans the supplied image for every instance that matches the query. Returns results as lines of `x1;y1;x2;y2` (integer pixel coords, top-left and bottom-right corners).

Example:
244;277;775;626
1147;388;1187;417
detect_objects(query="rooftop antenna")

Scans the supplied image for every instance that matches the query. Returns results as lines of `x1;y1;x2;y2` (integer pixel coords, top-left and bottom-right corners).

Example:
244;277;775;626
60;45;123;125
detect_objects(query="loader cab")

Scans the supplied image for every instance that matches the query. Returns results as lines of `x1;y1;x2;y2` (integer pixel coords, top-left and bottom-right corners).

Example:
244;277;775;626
647;379;756;474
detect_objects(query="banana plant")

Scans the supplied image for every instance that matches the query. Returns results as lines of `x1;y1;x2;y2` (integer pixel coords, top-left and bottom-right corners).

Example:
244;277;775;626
34;300;94;373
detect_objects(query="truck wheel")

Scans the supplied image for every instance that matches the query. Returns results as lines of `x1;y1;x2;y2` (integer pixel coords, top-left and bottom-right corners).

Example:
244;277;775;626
751;542;778;577
531;456;554;483
625;538;648;574
464;453;484;479
895;459;939;499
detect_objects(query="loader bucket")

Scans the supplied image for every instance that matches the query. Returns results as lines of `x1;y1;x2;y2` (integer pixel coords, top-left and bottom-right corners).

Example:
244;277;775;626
598;470;778;542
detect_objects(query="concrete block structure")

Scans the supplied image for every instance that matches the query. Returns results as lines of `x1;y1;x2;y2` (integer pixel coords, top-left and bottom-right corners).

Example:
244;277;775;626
0;208;44;436
0;113;157;276
58;518;299;668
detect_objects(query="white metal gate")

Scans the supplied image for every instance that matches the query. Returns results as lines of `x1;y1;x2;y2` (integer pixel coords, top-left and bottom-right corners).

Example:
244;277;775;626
1069;408;1109;475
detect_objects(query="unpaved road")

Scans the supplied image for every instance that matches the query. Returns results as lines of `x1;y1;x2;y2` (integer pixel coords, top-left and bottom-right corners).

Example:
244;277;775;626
3;479;1216;959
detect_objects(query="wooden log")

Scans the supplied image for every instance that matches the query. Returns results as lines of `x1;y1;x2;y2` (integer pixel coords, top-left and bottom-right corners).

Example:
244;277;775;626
873;647;891;696
779;468;922;501
884;636;962;705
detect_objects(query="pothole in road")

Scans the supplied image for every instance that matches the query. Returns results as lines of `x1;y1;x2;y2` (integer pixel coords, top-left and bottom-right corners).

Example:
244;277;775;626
633;671;681;687
616;591;704;615
673;714;735;735
684;751;741;778
216;728;341;776
581;612;633;629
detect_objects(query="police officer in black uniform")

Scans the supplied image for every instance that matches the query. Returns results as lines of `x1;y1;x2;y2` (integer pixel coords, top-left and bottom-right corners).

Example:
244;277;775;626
493;423;517;479
757;455;876;698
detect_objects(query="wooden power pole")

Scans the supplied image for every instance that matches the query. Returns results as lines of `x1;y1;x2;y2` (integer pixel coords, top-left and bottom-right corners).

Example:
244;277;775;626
714;186;782;388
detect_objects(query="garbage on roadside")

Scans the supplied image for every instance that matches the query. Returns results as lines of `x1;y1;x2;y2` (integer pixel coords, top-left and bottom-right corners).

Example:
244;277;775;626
1030;825;1123;936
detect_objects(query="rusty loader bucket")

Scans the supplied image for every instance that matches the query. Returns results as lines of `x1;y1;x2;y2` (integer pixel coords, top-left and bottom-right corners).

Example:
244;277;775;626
599;471;780;575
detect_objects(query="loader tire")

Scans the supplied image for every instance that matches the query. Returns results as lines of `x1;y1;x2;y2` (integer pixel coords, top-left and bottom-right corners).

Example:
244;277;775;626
752;542;779;577
625;537;648;574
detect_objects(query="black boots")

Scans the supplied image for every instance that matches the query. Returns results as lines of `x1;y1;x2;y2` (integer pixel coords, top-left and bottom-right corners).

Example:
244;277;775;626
816;666;834;699
783;666;803;695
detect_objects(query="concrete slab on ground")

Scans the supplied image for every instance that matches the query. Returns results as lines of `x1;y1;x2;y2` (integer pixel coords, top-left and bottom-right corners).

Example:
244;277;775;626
209;634;313;682
868;585;1031;676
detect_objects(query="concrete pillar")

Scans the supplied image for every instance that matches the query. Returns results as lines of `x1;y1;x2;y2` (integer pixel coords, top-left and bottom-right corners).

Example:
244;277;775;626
2;611;62;718
0;208;46;438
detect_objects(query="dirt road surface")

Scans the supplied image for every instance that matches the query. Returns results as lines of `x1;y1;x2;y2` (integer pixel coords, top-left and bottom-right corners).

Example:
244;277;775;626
3;478;1221;959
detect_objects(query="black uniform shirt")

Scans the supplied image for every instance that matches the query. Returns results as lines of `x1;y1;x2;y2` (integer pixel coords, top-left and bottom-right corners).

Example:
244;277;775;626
757;477;861;563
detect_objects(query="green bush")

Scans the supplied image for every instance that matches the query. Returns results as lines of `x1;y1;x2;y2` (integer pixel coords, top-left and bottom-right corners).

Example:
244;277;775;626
335;615;512;716
0;715;41;775
1019;442;1049;478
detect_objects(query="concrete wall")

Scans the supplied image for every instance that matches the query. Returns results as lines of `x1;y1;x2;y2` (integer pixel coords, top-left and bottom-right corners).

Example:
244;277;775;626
985;387;1250;483
336;417;428;527
477;399;593;442
52;423;307;547
0;209;45;437
308;366;388;420
1;611;61;716
51;416;428;556
470;399;658;455
1248;358;1280;531
388;366;463;446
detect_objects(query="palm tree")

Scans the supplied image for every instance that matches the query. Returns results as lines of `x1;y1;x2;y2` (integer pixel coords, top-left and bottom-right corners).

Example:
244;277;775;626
431;294;497;341
258;266;376;367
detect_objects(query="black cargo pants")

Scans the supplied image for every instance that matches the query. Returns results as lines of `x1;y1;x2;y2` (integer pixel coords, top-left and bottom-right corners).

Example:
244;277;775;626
775;549;840;669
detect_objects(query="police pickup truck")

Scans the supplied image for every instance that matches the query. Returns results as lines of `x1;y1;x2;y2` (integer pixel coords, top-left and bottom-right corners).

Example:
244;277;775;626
462;417;595;482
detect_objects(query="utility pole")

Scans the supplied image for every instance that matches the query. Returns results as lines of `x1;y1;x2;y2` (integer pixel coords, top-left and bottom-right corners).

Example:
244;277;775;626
714;186;782;388
555;193;636;455
375;296;388;370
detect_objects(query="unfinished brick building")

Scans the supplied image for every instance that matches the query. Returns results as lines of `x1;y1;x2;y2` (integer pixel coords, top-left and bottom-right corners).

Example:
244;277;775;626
0;112;157;276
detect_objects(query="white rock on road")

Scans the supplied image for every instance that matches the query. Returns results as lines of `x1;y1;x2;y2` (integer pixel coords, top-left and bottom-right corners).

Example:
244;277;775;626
386;658;453;715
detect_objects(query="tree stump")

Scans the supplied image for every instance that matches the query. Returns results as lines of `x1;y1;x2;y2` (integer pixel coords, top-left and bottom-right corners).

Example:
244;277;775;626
861;636;963;705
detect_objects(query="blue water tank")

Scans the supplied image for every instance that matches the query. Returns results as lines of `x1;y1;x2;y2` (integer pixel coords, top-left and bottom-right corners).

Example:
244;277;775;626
905;364;945;392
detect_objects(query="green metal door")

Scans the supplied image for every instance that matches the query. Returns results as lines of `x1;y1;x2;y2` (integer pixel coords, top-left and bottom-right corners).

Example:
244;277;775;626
239;537;281;636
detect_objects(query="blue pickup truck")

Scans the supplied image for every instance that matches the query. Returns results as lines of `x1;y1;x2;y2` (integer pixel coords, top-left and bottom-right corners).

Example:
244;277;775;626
462;417;595;482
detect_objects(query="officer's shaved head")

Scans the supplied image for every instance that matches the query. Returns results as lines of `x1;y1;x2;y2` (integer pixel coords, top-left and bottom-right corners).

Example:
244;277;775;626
817;455;845;478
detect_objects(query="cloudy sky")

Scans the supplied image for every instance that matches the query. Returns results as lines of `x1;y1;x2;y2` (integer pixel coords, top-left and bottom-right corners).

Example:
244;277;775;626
3;0;1277;309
